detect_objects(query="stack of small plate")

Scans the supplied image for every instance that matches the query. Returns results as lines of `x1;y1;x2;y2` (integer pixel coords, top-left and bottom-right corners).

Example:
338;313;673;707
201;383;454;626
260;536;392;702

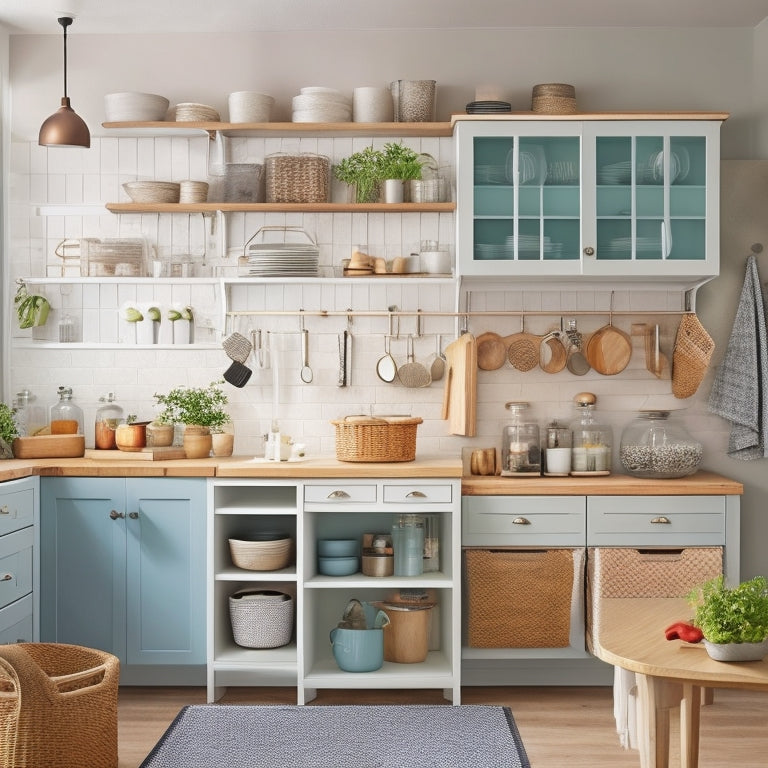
466;100;512;114
122;181;180;203
292;87;352;122
174;102;221;122
241;242;319;277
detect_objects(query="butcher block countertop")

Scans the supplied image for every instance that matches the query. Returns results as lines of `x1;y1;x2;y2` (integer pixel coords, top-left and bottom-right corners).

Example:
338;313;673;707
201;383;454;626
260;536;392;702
0;456;741;494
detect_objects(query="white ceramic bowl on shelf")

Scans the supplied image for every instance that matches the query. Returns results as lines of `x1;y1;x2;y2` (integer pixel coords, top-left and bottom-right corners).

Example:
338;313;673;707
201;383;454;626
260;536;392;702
104;92;169;122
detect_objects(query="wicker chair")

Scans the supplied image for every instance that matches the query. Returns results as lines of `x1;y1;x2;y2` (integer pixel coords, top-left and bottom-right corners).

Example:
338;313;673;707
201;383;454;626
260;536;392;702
0;643;119;768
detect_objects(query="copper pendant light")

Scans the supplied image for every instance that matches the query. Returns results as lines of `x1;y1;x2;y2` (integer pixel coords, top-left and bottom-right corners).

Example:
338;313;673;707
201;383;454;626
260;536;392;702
38;16;90;148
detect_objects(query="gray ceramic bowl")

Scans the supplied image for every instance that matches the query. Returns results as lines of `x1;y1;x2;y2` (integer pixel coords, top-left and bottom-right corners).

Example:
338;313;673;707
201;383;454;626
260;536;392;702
317;539;358;558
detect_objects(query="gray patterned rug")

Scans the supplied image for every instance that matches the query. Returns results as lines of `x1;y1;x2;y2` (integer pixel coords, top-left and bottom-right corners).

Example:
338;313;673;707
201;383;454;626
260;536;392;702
139;704;531;768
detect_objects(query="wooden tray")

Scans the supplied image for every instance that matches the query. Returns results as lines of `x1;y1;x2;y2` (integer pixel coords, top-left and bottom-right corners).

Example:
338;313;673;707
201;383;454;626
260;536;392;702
12;434;85;459
84;447;187;461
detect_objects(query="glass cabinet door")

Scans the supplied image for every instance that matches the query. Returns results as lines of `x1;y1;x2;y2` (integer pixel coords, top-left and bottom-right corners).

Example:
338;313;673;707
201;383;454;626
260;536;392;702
582;121;720;278
456;122;582;276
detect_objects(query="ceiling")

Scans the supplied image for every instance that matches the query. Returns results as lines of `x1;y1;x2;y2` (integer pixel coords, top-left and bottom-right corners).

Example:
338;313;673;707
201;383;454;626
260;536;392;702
2;0;768;35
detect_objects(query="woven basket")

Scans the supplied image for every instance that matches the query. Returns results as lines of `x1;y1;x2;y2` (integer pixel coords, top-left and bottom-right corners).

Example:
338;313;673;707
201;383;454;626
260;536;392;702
229;536;293;571
464;548;582;648
229;589;294;648
672;313;715;398
265;153;330;203
331;416;422;462
0;643;119;768
531;83;577;114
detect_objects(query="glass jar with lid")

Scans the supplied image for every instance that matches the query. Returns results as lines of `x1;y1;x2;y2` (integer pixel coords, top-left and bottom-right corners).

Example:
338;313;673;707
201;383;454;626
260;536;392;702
13;389;45;437
620;410;703;478
544;419;573;476
94;392;124;450
501;401;541;476
50;386;84;435
570;392;612;474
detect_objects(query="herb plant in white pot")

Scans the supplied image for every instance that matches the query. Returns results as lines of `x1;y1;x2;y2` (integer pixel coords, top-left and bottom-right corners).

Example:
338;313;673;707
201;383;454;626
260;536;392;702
379;142;424;203
687;575;768;661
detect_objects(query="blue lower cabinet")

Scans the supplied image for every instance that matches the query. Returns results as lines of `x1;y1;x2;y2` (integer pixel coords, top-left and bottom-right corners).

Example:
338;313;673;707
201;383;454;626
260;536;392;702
40;477;206;682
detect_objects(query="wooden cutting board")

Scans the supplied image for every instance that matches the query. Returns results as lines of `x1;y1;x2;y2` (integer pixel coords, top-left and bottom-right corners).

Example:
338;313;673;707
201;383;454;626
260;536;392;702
585;324;632;375
12;434;85;458
442;333;477;436
84;447;188;461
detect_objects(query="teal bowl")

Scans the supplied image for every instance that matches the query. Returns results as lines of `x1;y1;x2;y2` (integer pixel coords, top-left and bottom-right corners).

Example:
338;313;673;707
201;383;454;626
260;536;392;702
317;539;358;557
318;556;358;576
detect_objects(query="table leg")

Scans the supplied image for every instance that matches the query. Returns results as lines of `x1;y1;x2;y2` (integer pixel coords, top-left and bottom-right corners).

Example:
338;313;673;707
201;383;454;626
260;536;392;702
679;683;701;768
635;673;685;768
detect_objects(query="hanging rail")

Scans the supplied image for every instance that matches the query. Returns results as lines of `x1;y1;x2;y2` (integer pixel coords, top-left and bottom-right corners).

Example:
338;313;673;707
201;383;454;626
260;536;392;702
225;308;691;319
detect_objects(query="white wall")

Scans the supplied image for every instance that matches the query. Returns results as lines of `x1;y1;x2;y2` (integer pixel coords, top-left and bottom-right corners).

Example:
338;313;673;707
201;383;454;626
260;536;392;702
5;25;768;578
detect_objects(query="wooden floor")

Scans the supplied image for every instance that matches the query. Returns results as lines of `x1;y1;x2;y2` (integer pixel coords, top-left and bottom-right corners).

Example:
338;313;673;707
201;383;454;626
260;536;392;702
118;685;768;767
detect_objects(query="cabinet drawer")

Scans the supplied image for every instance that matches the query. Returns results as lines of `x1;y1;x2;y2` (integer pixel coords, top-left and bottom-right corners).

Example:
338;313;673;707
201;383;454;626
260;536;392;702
304;484;378;505
0;486;34;536
587;496;725;545
462;496;586;546
382;483;453;504
0;594;33;644
0;528;33;610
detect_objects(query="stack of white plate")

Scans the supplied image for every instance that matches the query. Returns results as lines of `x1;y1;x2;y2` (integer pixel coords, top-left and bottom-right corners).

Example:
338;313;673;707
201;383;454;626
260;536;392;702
104;92;169;122
174;102;221;122
605;237;661;254
507;234;563;258
242;243;320;277
292;87;352;123
598;161;632;184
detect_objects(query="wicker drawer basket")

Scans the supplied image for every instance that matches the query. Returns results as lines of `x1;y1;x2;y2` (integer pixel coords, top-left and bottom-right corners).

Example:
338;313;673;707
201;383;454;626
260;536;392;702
229;589;294;648
265;152;330;203
331;416;422;462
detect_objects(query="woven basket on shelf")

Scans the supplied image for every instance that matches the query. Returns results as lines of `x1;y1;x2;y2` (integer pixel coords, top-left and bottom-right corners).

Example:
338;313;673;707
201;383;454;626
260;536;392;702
331;416;422;462
265;153;330;203
672;312;715;398
531;83;577;114
229;589;294;648
228;536;293;571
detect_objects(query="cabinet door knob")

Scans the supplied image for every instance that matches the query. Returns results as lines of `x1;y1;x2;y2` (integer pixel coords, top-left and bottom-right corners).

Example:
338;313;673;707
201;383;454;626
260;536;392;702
583;246;595;257
405;490;427;498
0;573;13;582
128;512;139;519
0;505;8;516
326;490;351;499
512;516;531;525
650;515;671;524
109;510;125;520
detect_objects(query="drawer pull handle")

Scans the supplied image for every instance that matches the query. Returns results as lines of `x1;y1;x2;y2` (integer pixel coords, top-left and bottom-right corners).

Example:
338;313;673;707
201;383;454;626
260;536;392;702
326;490;351;500
405;491;427;499
109;510;125;520
0;573;13;582
0;506;8;516
512;517;531;525
650;516;671;525
128;512;139;519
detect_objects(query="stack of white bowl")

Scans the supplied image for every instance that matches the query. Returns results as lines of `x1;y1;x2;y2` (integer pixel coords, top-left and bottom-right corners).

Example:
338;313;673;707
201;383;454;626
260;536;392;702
104;92;169;122
228;91;275;123
292;87;351;123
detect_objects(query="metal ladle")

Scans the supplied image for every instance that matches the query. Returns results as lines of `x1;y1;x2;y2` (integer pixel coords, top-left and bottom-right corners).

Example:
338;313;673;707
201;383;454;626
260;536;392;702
299;314;313;383
376;312;397;383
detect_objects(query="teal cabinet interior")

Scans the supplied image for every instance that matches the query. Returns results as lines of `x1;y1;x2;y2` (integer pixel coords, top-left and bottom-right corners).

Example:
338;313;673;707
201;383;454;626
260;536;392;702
40;476;206;683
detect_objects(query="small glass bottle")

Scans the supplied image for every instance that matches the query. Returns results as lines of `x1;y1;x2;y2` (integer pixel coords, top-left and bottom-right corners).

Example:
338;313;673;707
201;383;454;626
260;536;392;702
50;386;84;435
501;401;541;476
620;410;703;479
544;419;573;475
570;392;612;473
94;393;124;450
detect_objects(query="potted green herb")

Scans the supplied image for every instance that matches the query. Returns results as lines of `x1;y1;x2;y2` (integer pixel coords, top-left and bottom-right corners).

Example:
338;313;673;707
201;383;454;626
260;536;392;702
379;142;424;203
687;575;768;660
0;403;20;459
153;382;229;458
333;145;385;203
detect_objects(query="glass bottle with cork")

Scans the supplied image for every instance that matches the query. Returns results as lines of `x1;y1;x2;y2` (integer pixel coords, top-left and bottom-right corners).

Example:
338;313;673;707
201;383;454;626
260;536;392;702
501;401;541;476
94;392;124;450
50;386;84;435
570;392;612;474
13;389;46;437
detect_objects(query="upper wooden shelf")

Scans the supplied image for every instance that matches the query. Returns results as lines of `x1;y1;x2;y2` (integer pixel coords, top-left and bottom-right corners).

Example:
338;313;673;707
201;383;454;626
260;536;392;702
106;202;456;214
451;111;730;125
101;121;453;138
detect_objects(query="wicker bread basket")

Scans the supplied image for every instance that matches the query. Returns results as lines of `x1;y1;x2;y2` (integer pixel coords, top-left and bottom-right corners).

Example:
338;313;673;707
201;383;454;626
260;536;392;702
265;152;330;203
331;416;422;462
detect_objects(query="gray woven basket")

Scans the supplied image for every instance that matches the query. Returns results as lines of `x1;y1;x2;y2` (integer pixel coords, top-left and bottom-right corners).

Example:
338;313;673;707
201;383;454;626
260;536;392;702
229;589;294;648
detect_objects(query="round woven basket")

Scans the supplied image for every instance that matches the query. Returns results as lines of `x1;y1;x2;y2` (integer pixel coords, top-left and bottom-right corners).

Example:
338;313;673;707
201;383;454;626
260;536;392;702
265;153;330;203
531;83;577;114
331;416;422;462
229;590;294;648
228;536;293;571
672;313;715;398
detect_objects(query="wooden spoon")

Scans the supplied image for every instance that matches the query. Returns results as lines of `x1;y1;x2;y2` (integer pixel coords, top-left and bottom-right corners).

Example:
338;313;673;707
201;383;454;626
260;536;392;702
476;331;506;370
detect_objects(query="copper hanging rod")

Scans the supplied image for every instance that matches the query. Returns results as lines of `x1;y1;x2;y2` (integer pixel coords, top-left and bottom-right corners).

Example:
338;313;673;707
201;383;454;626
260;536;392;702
225;308;689;319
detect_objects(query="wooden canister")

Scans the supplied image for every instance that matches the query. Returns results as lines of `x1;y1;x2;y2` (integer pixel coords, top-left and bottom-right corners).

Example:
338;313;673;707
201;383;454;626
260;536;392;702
379;602;432;663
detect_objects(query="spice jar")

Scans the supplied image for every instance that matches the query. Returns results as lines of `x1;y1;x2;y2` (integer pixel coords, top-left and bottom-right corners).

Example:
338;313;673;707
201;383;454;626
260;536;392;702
50;386;84;435
94;392;123;450
501;402;541;476
620;410;703;479
544;419;572;476
570;392;612;474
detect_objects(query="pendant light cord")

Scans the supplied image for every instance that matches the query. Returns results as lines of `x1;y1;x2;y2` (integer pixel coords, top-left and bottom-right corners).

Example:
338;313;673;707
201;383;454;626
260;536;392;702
58;17;72;101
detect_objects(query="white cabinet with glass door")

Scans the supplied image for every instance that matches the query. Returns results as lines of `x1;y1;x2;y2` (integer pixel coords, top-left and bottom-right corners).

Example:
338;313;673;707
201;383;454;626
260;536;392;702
454;115;725;280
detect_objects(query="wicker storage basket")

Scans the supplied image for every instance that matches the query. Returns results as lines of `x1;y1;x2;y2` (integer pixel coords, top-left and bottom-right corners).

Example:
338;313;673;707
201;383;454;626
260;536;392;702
464;548;583;648
0;643;119;768
672;313;715;399
531;83;577;114
229;589;294;648
265;152;330;203
228;536;293;571
331;416;422;462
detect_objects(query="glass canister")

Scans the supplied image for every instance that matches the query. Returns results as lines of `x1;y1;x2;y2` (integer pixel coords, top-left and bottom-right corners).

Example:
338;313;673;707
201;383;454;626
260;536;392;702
94;392;124;450
50;386;84;435
391;514;425;576
13;389;45;437
620;410;703;479
544;419;572;476
570;392;612;474
501;402;541;476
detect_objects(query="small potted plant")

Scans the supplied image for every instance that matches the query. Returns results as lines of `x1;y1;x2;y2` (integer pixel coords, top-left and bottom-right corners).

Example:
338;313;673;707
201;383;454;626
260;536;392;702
379;142;424;202
0;403;20;459
687;575;768;661
333;145;385;203
153;381;229;458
